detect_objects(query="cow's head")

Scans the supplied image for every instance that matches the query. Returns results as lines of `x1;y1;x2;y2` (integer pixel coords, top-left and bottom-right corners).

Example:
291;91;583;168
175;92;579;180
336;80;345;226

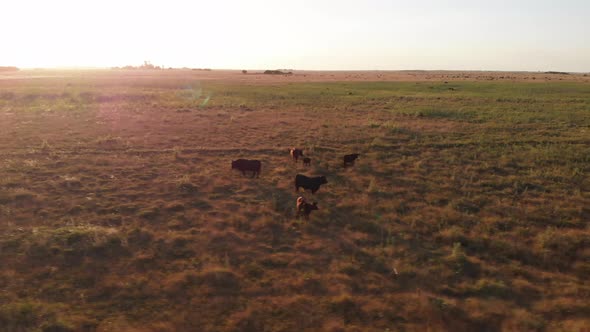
319;176;328;184
311;202;318;210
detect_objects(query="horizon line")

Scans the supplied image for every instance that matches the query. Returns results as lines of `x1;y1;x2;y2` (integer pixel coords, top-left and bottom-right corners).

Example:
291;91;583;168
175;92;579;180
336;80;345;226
5;66;589;74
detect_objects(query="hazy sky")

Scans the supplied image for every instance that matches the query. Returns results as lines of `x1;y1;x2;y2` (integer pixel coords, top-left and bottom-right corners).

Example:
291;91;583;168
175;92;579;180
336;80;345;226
2;0;589;71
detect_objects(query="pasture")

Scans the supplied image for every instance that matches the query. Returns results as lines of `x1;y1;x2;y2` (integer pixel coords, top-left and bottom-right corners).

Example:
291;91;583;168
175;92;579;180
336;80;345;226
0;70;589;331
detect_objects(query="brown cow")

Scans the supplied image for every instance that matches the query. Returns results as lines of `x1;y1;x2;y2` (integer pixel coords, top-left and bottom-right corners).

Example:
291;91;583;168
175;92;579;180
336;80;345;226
231;159;261;178
290;148;304;163
296;196;318;220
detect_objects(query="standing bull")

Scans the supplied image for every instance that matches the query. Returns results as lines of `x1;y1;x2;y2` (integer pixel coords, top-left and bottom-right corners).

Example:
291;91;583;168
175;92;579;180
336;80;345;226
231;159;261;178
295;174;327;194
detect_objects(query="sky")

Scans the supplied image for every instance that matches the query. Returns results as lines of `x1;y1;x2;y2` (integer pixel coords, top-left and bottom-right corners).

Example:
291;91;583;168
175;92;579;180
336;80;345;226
1;0;589;71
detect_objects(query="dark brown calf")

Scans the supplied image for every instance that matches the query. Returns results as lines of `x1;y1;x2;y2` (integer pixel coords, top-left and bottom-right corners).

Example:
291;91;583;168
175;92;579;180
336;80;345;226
343;153;360;167
296;197;318;220
290;148;304;162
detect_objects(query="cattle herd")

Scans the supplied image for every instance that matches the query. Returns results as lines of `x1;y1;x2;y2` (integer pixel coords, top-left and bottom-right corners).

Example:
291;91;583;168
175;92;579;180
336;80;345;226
231;148;360;220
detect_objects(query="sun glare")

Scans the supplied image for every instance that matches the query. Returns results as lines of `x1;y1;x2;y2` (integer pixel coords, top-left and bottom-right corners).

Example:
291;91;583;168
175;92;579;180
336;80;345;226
1;0;589;71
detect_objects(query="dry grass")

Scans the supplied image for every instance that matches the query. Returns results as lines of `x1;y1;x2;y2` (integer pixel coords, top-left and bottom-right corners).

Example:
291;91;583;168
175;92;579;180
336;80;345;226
0;69;589;331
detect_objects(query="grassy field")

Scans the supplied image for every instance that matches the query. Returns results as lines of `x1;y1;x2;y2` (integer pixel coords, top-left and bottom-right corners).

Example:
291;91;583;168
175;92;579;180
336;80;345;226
0;70;589;331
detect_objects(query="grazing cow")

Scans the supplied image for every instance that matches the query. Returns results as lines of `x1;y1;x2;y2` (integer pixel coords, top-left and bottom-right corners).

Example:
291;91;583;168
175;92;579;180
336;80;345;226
303;157;311;166
290;148;304;163
296;196;318;220
231;159;261;178
343;154;360;167
295;174;327;194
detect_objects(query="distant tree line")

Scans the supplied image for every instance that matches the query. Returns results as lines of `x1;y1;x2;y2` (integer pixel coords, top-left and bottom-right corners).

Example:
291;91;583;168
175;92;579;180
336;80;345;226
112;61;162;70
264;70;293;75
111;62;212;71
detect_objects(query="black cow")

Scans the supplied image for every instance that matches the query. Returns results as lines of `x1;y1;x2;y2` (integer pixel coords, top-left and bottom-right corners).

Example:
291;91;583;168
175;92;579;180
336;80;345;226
295;174;327;194
296;197;318;220
343;153;360;167
290;148;304;162
231;159;261;178
303;157;311;166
